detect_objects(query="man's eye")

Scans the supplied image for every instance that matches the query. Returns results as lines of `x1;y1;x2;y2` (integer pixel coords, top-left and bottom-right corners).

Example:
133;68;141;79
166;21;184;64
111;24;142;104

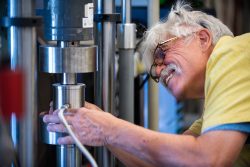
159;51;165;58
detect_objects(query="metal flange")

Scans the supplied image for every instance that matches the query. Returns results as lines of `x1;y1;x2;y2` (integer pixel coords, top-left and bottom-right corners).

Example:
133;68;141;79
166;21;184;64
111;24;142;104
39;45;97;73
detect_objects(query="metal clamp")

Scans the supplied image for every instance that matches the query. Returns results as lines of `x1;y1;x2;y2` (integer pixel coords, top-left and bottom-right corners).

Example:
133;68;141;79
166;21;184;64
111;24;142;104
94;13;121;23
0;16;43;27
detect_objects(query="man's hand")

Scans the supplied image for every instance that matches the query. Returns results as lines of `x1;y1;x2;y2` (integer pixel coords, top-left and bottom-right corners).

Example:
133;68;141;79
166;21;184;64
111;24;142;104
43;102;117;146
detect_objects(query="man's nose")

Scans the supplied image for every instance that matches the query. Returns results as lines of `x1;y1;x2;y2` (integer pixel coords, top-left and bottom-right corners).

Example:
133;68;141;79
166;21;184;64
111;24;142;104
155;64;166;77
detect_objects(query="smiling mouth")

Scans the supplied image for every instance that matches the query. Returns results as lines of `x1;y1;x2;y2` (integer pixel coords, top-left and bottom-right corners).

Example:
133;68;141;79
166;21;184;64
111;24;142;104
160;64;180;86
165;73;174;85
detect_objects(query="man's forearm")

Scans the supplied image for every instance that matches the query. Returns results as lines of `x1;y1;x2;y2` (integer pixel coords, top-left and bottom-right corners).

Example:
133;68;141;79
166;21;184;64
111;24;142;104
107;118;202;166
106;118;247;167
107;145;153;167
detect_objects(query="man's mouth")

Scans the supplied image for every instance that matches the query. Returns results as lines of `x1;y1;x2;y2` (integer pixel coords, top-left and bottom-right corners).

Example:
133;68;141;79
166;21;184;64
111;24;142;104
160;64;180;86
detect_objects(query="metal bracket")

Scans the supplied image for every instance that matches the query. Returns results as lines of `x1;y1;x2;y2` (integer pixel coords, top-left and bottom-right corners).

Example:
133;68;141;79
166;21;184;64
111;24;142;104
94;13;121;23
0;17;43;27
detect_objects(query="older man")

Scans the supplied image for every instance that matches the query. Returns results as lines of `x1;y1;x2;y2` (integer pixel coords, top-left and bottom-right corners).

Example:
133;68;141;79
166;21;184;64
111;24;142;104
43;1;250;166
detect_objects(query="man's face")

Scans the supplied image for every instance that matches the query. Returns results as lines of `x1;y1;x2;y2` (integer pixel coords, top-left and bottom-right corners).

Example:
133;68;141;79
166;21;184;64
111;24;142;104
153;34;210;99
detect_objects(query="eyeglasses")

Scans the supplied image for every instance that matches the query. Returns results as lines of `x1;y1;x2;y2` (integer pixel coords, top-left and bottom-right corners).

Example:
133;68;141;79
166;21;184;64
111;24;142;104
150;36;178;82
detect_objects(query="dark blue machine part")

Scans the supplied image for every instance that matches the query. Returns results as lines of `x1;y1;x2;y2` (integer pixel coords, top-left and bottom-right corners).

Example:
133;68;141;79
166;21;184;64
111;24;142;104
42;0;93;41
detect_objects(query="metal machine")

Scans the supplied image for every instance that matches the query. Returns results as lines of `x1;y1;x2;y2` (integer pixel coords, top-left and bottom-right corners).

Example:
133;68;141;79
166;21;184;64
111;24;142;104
0;0;152;166
39;0;97;166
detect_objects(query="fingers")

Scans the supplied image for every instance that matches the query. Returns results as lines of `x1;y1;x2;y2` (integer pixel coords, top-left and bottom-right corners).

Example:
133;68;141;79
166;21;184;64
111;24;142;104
43;114;61;124
47;123;68;133
58;136;74;145
49;101;53;114
43;113;74;125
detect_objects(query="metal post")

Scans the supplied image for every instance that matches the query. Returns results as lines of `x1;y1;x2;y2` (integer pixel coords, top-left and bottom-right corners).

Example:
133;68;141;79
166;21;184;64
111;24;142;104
147;0;159;131
117;0;136;123
121;0;131;23
93;0;105;165
103;0;116;166
8;0;37;166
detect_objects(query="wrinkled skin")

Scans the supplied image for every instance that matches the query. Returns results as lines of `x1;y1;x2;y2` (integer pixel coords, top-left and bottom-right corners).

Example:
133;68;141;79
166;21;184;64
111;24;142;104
43;102;118;146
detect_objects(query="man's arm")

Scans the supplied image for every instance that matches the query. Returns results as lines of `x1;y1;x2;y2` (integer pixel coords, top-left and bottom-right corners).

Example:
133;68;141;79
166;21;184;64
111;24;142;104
107;145;153;167
106;128;199;166
107;119;247;167
44;106;247;166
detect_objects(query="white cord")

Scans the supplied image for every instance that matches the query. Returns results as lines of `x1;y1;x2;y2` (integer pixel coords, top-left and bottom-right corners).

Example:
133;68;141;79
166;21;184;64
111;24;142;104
58;105;98;167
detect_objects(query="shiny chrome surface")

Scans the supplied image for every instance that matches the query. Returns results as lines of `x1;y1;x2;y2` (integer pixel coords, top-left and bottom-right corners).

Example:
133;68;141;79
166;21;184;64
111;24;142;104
39;45;97;73
56;145;81;167
147;0;159;130
121;0;131;23
53;83;85;109
118;49;134;122
117;23;136;49
39;84;84;145
39;114;67;145
62;73;77;85
8;0;37;166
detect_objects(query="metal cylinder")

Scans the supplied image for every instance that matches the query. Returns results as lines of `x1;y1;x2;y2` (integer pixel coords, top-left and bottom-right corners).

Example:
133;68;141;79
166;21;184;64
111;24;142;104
101;0;116;166
54;83;84;167
118;49;134;122
117;0;135;124
62;73;77;85
117;23;136;49
121;0;131;23
8;0;37;166
56;145;81;167
39;84;85;145
53;83;85;110
147;0;159;131
39;45;97;73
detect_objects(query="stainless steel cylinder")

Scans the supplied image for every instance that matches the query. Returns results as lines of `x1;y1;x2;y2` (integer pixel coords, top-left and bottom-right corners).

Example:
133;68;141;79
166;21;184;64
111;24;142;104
56;145;81;167
54;83;84;167
40;84;85;145
53;83;85;110
62;73;77;85
40;83;84;167
8;0;37;166
117;23;136;49
39;45;97;73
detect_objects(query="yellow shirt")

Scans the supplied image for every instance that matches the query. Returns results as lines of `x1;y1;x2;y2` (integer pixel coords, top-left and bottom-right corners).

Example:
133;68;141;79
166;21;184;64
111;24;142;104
189;33;250;166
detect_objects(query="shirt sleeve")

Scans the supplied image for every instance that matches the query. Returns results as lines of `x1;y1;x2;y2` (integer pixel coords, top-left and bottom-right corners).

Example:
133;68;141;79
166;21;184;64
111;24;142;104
188;118;203;136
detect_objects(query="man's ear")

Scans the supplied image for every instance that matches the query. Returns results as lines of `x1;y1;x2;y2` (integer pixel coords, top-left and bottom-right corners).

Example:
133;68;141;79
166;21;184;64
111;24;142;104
197;29;213;52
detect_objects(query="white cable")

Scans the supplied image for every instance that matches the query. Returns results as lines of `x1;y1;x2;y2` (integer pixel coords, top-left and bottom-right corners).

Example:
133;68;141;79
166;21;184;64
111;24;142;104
58;105;98;167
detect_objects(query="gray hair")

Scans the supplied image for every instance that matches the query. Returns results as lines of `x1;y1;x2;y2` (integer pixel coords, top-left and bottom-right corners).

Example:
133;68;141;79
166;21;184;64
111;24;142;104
141;1;234;71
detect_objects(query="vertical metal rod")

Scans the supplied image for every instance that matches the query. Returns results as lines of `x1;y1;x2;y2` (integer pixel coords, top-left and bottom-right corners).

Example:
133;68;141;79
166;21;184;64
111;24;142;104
147;0;159;131
94;0;103;109
122;0;131;23
118;49;134;122
8;0;37;166
94;0;106;166
118;0;135;124
103;0;116;166
62;73;77;85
